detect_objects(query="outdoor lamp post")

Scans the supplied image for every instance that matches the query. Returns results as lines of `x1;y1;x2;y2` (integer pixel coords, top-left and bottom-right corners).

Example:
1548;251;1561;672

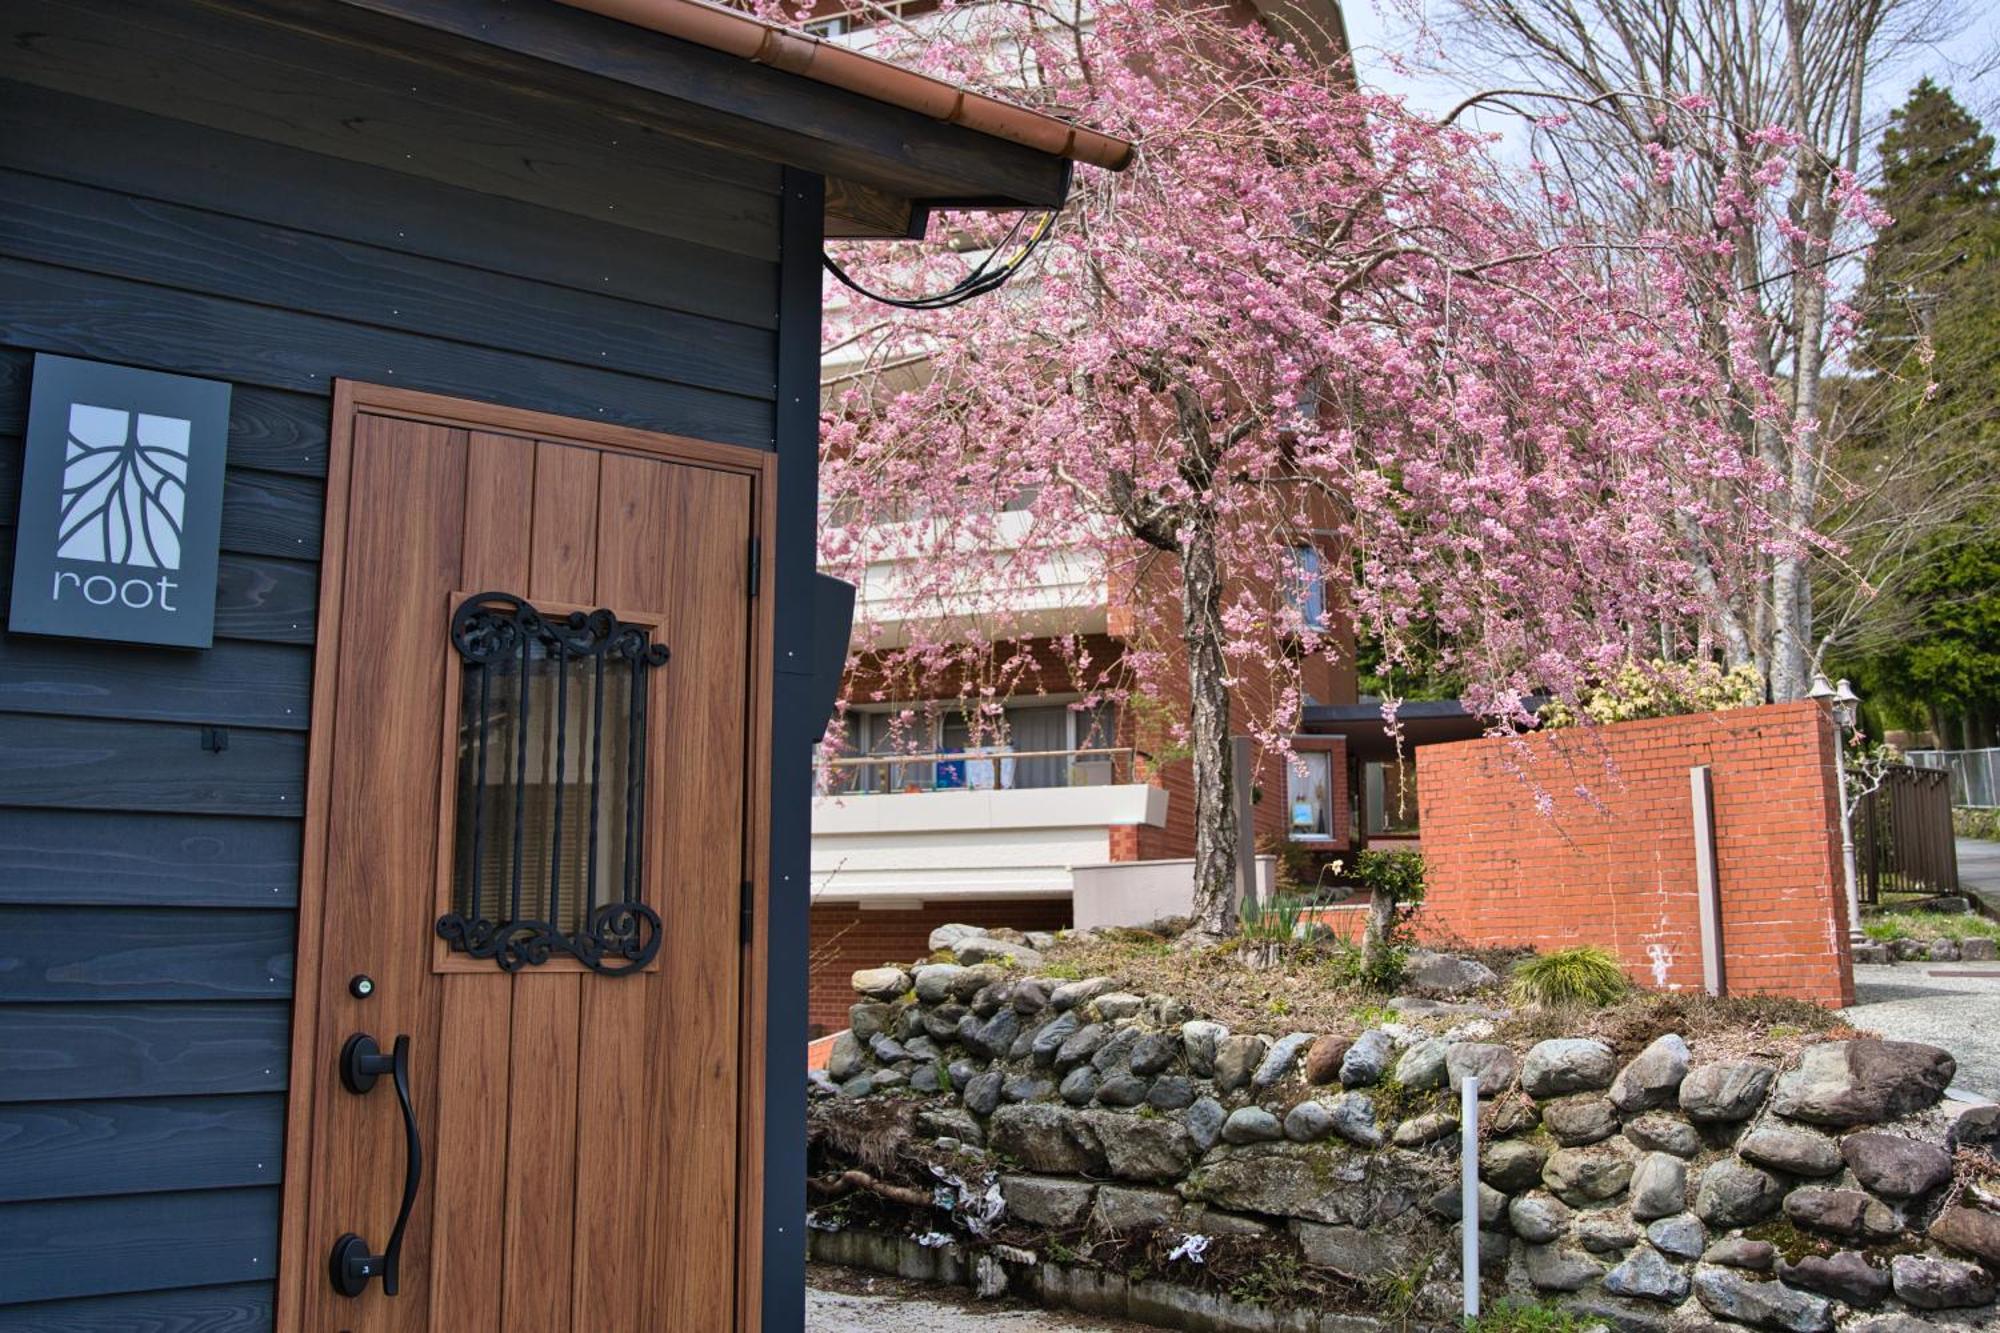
1812;674;1866;944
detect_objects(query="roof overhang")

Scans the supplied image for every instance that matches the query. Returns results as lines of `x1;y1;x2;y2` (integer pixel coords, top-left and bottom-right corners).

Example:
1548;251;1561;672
333;0;1132;238
1300;699;1506;760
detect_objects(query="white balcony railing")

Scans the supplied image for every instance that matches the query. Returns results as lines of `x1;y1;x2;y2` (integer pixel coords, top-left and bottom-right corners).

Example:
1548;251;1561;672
816;745;1138;797
810;742;1168;902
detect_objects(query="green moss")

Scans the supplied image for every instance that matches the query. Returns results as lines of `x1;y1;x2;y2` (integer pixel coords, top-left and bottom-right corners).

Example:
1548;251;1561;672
1743;1218;1832;1264
1366;1075;1447;1125
1039;960;1085;980
1305;1140;1357;1187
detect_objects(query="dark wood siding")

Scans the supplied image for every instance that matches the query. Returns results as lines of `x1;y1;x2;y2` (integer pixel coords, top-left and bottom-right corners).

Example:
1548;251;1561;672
0;6;782;1315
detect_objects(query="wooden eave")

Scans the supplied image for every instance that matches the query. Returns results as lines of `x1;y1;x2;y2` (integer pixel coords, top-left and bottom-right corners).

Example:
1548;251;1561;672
320;0;1114;237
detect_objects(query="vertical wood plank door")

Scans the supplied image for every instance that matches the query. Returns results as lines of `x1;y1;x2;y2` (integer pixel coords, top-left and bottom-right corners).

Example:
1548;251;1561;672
278;384;769;1332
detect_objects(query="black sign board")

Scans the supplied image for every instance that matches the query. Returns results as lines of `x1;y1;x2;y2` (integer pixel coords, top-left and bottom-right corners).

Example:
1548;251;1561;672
8;355;231;648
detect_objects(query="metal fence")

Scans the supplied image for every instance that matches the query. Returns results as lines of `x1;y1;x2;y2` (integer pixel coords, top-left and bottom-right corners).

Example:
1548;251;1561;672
1904;748;2000;808
1858;764;1960;899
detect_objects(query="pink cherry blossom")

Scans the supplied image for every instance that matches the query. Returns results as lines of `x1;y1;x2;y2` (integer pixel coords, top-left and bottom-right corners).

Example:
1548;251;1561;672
808;0;1814;930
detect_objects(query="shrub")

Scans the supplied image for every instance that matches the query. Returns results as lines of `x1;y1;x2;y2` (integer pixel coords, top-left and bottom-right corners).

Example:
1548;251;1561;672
1540;657;1764;729
1257;832;1324;896
1321;934;1408;992
1508;946;1631;1008
1956;807;2000;841
1241;892;1307;946
1352;849;1426;905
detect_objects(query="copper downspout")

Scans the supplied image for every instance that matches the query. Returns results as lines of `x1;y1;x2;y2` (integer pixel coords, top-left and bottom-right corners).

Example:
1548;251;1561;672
556;0;1135;171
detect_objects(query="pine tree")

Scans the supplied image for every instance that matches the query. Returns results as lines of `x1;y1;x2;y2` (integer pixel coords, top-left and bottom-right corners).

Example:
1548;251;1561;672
1838;80;2000;747
1860;78;1999;369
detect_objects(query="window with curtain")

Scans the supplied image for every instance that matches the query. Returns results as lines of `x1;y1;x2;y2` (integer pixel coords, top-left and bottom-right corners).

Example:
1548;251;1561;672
1287;750;1332;839
1288;545;1328;632
1008;704;1067;789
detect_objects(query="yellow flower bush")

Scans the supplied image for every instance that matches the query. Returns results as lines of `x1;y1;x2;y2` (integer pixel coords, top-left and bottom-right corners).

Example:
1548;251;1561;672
1540;658;1765;729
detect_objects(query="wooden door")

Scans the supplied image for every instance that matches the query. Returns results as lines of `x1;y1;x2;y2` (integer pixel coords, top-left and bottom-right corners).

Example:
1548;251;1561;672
277;383;770;1332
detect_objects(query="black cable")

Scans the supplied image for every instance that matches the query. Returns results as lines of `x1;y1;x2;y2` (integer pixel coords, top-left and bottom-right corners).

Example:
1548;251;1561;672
822;211;1054;309
822;213;1034;309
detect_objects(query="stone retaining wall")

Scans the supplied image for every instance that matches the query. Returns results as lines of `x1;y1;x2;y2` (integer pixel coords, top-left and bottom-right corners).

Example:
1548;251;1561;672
809;928;2000;1331
1852;934;1998;966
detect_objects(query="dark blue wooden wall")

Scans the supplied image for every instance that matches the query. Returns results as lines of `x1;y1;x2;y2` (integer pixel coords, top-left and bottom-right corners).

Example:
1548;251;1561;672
0;10;785;1319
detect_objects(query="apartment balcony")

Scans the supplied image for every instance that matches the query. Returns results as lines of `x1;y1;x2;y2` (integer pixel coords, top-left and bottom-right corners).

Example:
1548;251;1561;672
810;746;1167;904
835;509;1112;649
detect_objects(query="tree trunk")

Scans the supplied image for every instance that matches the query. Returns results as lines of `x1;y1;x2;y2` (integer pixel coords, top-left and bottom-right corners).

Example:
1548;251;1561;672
1362;884;1398;978
1181;513;1239;938
1770;555;1810;701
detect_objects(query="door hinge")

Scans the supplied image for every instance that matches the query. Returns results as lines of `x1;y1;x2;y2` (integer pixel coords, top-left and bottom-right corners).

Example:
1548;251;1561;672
747;536;762;597
740;880;755;943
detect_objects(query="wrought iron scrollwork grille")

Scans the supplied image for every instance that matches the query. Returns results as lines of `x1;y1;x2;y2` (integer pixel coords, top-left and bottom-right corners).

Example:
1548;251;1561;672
436;592;669;975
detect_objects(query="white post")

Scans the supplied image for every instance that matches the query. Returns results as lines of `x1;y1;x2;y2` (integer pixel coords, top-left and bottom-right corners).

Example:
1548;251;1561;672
1232;735;1260;920
1833;722;1864;944
1461;1073;1479;1320
1691;766;1725;997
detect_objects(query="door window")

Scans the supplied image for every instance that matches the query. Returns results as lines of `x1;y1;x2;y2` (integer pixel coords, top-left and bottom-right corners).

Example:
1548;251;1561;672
439;592;668;974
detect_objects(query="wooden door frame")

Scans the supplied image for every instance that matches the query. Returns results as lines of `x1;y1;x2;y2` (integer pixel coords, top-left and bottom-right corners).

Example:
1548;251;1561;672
276;380;777;1331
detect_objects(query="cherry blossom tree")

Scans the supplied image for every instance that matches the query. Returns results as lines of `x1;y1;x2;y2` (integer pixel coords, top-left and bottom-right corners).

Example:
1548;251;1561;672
1394;0;1957;700
814;0;1806;939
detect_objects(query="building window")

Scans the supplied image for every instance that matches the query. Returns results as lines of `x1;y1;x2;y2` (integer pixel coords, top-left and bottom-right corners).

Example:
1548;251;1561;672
1362;760;1420;837
1288;545;1327;632
1287;750;1332;839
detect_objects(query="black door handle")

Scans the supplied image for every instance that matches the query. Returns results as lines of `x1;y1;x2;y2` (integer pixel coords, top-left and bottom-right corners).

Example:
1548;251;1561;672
330;1032;423;1298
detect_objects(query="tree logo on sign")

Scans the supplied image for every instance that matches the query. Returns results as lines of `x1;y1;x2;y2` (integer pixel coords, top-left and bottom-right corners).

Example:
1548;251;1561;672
56;404;191;571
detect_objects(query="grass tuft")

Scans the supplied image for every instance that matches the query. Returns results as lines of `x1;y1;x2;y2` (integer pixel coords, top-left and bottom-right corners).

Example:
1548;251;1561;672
1862;911;2000;943
1507;946;1630;1008
1464;1300;1600;1333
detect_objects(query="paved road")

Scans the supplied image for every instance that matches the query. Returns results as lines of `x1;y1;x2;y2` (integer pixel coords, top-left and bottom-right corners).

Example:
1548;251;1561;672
1834;838;2000;1102
1959;837;2000;914
1844;961;2000;1102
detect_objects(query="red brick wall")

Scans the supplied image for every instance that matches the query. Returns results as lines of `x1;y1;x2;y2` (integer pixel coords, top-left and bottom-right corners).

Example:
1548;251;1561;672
1414;702;1852;1006
807;899;1073;1035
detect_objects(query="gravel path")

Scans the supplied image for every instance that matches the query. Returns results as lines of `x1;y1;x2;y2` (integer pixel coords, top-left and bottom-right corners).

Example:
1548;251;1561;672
806;1265;1148;1332
1843;961;2000;1102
